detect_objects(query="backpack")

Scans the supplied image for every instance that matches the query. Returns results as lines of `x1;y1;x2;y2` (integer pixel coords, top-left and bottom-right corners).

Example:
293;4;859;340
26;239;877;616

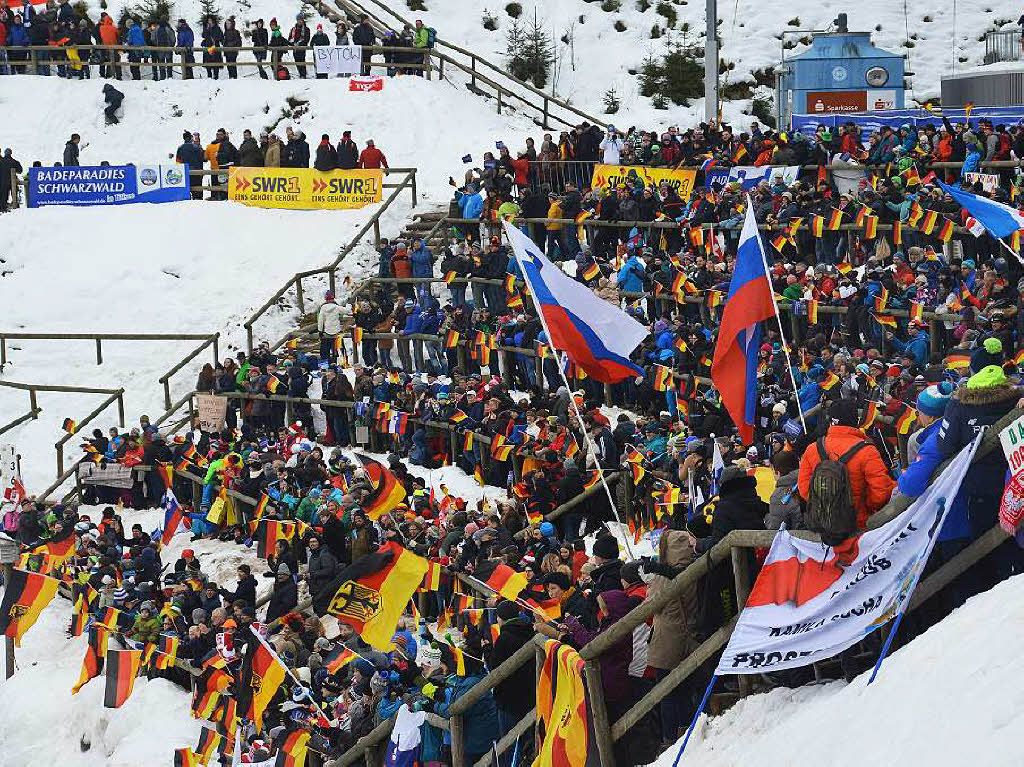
1;504;19;534
425;26;436;47
806;437;869;545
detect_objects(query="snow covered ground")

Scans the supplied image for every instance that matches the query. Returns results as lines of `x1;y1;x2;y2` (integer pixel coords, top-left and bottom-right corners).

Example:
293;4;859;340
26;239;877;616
0;75;538;493
655;572;1024;767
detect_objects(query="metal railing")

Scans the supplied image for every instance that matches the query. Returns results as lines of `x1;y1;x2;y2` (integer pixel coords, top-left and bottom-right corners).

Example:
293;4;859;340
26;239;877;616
984;30;1022;64
0;43;430;79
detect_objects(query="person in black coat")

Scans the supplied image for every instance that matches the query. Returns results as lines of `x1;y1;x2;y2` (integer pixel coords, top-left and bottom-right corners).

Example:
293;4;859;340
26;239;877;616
0;149;24;212
315;507;349;564
694;466;766;555
219;563;257;607
238;129;263;167
336;131;359;170
305;534;339;598
251;19;269;78
265;562;298;623
488;601;537;728
314;134;338;171
174;131;204;199
555;458;586;541
63;134;81;166
351;15;375;75
589;534;623;594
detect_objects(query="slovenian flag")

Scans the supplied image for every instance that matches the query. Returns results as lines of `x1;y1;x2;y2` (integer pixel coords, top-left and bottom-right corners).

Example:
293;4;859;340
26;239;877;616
938;180;1024;239
502;221;647;383
710;197;778;444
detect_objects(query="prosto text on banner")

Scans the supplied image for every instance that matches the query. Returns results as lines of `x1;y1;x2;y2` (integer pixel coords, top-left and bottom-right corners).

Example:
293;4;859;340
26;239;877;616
228;167;383;210
590;164;696;197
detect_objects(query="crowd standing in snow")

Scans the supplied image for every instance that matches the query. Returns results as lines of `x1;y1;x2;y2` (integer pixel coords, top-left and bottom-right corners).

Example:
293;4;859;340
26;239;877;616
8;103;1024;763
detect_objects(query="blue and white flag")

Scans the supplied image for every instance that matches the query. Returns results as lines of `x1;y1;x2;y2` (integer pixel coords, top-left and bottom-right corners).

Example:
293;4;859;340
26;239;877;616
716;433;981;675
938;180;1024;239
384;704;426;767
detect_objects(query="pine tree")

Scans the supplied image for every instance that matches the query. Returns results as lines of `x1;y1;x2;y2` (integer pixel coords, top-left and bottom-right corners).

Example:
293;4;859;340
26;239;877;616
197;0;220;25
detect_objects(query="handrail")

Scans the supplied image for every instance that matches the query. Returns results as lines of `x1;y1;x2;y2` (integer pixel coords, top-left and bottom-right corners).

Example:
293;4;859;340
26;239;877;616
53;389;126;477
242;169;417;353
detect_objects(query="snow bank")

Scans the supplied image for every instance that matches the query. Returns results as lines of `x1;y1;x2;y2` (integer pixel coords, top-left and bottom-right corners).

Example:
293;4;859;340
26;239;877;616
654;572;1024;766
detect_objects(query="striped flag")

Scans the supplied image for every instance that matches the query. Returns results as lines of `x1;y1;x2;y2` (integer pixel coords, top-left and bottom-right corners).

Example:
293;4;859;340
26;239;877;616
155;633;179;670
323;644;358;675
444;271;457;284
194;727;221;765
827;209;844;230
863;215;878;239
938;218;955;242
859;401;879;431
806;299;819;325
156;461;174;489
62;417;77;434
652;365;673;391
810;216;825;237
161;489;184;546
275;729;311;767
0;569;60;646
256;519;295;560
445;329;460;348
237;631;289;729
920;209;938;235
478;561;529;601
910;301;924;323
174;749;199;767
892;221;903;245
72;623;109;693
420;559;442;592
103;648;143;708
836;262;852;275
944;352;971;371
895;404;918;435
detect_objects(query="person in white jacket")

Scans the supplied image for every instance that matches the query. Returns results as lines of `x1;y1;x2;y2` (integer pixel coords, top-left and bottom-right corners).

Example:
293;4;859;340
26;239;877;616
317;290;344;362
600;126;625;164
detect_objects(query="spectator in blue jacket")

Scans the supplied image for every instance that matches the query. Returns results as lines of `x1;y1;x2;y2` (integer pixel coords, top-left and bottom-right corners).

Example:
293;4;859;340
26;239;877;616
616;251;645;293
174;131;204;200
887;320;930;366
176;19;196;80
409;238;433;300
454;185;484;240
126;18;145;80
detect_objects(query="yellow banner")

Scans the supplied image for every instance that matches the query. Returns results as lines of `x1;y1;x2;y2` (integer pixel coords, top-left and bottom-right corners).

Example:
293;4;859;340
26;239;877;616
228;167;383;210
590;164;696;198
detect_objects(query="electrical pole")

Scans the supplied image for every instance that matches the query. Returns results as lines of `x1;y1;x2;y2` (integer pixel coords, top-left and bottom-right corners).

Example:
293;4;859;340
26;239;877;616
704;0;718;122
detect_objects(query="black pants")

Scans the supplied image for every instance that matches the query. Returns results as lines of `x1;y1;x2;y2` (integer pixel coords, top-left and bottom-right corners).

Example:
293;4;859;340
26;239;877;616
294;51;306;78
104;104;119;124
181;50;194;79
225;52;238;78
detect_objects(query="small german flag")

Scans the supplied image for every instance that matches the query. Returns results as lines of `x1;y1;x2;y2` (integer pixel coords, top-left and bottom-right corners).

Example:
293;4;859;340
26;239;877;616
451;409;468;424
103;648;143;708
70;592;89;638
194;727;221;764
0;569;60;646
62;418;77;434
324;644;358;675
810;216;825;238
874;288;889;313
938;218;955;242
479;561;528;601
276;729;311;767
836;262;852;275
674;336;688;353
445;271;457;284
448;644;467;676
771;234;789;252
807;299;819;325
352;326;364;344
504;274;517;293
174;749;199;767
266;376;282;394
582;262;601;282
652;364;673;391
473;464;485;487
874;314;897;328
908;201;924;226
863;215;878;239
1014;347;1024;368
919;209;938;235
254;493;270;521
72;624;109;694
156;461;174;490
506;292;524;310
445;329;461;348
859;401;879;431
827;209;844;230
155;633;179;670
895;405;918;435
705;290;722;308
732;144;747;163
492;442;514;461
285;337;299;350
527;596;563;621
192;666;230;719
536;342;550;359
944;353;971;370
689;226;705;249
910;301;924;323
892;221;903;245
583;470;601;490
463;431;473;451
819;371;840;391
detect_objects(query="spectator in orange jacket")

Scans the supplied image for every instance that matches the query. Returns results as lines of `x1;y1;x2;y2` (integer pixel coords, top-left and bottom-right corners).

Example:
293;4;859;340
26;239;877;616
358;139;388;169
797;398;895;530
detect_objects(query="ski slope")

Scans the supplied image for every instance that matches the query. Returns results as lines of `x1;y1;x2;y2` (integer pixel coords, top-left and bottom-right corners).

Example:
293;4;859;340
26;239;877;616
655;572;1024;767
0;74;537;493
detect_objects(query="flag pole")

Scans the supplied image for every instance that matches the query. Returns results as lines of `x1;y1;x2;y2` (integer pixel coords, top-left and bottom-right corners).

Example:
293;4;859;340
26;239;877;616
502;224;636;560
747;195;808;435
995;235;1024;267
670;673;718;765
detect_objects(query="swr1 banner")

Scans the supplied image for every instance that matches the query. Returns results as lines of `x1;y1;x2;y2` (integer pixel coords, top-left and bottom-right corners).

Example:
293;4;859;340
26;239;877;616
228;167;383;210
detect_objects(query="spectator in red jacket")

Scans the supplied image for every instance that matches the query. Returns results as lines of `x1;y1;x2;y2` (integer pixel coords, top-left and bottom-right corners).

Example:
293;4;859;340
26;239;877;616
358;139;389;169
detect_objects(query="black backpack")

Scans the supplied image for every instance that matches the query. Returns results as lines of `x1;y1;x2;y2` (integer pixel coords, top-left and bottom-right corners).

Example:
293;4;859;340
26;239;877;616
806;437;869;545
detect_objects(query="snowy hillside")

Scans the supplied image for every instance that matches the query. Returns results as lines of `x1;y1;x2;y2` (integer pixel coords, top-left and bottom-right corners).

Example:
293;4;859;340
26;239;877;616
0;75;537;493
658;572;1024;767
376;0;1009;125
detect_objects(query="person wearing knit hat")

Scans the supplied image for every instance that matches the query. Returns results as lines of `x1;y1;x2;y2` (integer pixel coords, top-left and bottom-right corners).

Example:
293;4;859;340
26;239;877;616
970;337;1003;373
907;381;954;463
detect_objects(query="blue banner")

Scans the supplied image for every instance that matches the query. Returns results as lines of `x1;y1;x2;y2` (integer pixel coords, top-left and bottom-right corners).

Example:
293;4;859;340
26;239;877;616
791;106;1024;137
28;164;191;208
706;165;802;189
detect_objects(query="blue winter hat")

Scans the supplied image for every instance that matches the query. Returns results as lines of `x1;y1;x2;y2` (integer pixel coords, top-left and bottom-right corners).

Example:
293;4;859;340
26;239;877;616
916;381;954;417
539;522;555;537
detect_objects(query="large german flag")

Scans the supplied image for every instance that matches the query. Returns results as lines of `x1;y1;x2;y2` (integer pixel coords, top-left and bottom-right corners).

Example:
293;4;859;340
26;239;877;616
256;519;296;560
536;639;600;767
173;749;199;767
355;455;407;520
95;605;131;632
72;623;109;693
23;524;76;575
276;729;311;767
0;569;60;646
236;631;289;729
315;542;428;651
476;560;528;601
192;667;231;719
103;648;143;708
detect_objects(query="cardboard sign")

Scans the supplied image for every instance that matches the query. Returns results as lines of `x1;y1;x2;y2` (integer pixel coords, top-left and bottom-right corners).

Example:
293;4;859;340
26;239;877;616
313;45;362;75
196;394;228;434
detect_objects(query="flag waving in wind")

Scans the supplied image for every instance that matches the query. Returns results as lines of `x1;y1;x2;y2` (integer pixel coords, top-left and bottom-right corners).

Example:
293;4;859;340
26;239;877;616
937;180;1024;239
502;221;648;383
711;198;778;444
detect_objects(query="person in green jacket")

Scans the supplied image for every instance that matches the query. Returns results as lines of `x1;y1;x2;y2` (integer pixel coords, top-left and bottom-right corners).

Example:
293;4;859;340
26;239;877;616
412;19;433;48
129;601;162;645
202;453;241;509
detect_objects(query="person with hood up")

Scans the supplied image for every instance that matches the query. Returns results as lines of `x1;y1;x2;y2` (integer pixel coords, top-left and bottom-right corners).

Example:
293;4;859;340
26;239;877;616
265;562;298;623
336;130;358;169
222;17;242;78
695;465;767;554
102;84;124;125
174;18;195;79
310;23;330;78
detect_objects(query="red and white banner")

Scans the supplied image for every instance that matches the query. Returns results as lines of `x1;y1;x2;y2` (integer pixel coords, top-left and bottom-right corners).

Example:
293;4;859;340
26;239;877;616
716;435;980;675
349;76;384;92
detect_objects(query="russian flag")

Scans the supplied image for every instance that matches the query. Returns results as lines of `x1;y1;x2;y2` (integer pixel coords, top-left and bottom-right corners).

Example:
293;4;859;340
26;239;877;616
710;198;777;444
937;180;1024;239
503;222;648;383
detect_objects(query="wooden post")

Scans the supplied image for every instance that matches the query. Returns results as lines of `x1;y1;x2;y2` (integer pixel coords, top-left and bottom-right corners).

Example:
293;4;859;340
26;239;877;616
329;269;337;296
496;87;502;115
56;443;63;476
929;318;942;357
410;171;418;207
535;644;545;753
731;545;753;696
295;276;306;316
29;387;37;413
450;713;466;767
163;379;172;411
542;96;550;129
212;334;220;366
95;337;103;365
583;660;617;767
470;55;476;88
373;218;381;249
117;392;125;428
10;170;20;208
246;325;254;356
2;564;13;679
1;337;6;367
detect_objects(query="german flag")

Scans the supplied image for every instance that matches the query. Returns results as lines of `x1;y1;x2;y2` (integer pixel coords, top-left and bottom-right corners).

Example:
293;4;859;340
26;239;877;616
256;519;295;560
62;417;77;434
504;273;517;294
732;144;747;163
674;336;688;353
895;404;918;435
807;299;819;325
536;341;551;359
526;596;562;620
95;605;130;632
819;371;840;391
771;234;789;252
209;694;237;740
154;461;174;490
1014;347;1024;368
463;431;474;451
810;215;825;238
355;455;407;520
836;262;852;275
174;749;199;767
583;470;601;490
491;441;514;462
72;623;109;693
194;727;221;764
938;218;955;242
944;353;971;371
266;376;282;394
200;647;228;673
581;262;601;282
855;206;867;228
451;409;469;424
70;592;89;637
919;209;938;235
155;633;179;670
24;523;76;575
874;314;897;329
652;364;673;392
874;287;889;313
352;326;364;345
236;630;292;729
0;569;60;646
910;301;924;323
904;166;921;186
277;729;311;767
892;221;903;245
420;560;442;592
863;215;878;239
705;289;723;308
859;401;879;431
444;270;457;284
474;464;485;486
315;542;428;651
478;561;529;601
908;201;924;226
827;209;844;230
103;648;143;708
689;226;705;249
192;666;229;720
253;493;270;521
323;644;358;675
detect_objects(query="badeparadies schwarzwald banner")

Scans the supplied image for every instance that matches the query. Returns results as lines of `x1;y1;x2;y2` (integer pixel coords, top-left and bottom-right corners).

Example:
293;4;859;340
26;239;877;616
28;164;191;207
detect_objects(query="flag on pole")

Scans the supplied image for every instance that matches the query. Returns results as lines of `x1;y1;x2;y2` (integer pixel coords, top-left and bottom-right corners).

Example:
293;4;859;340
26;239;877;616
715;437;979;675
355;455;407;520
236;630;289;729
502;222;648;383
938;180;1024;238
72;623;109;693
710;199;777;444
103;648;144;708
161;489;184;546
0;569;60;646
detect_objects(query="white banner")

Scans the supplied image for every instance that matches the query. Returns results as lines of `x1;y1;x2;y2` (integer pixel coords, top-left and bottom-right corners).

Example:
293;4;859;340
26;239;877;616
313;45;363;75
196;393;228;434
716;434;981;675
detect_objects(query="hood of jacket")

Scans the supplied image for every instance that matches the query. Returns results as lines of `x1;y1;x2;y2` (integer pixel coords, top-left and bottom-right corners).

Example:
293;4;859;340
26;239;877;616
955;382;1018;406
